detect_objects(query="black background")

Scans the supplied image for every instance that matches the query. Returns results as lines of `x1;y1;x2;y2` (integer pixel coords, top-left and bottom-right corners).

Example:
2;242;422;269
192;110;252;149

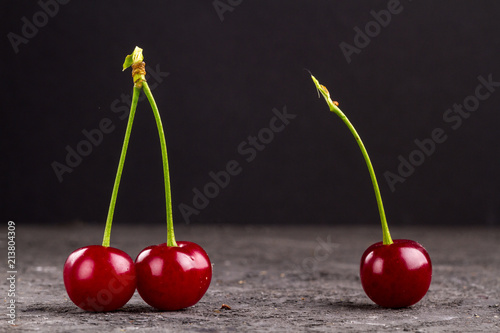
3;1;500;227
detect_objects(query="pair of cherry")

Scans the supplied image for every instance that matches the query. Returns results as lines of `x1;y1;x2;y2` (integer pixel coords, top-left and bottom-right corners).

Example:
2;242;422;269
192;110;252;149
64;48;212;312
63;242;212;311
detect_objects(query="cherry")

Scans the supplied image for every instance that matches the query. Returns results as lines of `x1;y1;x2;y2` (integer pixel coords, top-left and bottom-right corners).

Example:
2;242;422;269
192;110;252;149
123;47;212;310
135;241;212;310
63;246;136;312
310;73;432;307
63;48;143;311
360;240;432;308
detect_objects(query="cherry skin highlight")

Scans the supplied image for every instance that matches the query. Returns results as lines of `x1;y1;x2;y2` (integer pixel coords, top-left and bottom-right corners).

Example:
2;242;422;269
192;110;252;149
63;245;136;312
135;241;212;311
360;239;432;308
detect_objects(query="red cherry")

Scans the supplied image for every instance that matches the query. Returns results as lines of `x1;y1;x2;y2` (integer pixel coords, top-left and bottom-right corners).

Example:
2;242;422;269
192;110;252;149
135;241;212;310
360;239;432;308
63;245;136;311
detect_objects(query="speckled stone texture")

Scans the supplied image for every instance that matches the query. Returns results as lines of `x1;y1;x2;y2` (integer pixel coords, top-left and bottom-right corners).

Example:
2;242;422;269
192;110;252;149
6;223;500;332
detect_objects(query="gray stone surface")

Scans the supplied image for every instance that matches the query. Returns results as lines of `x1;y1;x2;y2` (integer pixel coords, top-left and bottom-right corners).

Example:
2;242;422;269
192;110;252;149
3;223;500;332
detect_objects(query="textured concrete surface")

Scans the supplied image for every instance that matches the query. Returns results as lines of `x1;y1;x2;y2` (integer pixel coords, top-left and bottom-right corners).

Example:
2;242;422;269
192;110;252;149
3;223;500;332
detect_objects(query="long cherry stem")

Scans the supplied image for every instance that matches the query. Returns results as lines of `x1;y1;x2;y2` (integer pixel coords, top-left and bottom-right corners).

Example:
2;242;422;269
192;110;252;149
336;111;392;245
310;74;393;245
102;87;141;247
142;81;177;247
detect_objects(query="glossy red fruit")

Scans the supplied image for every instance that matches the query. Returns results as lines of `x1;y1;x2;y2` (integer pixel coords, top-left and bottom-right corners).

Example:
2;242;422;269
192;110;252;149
63;245;136;311
360;239;432;308
135;241;212;310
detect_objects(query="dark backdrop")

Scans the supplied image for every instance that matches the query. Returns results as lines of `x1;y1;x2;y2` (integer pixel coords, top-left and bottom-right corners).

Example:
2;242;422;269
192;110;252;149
3;1;500;227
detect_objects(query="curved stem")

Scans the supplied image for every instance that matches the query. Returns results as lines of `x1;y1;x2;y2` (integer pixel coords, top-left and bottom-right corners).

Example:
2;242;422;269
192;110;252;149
310;74;393;245
142;81;177;247
102;87;141;247
336;112;393;245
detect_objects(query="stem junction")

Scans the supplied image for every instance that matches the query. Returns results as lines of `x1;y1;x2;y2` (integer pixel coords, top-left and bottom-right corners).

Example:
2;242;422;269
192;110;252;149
102;46;177;247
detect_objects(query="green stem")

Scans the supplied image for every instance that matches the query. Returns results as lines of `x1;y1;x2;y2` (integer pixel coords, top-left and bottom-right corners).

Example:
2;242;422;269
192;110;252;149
102;87;141;247
334;109;393;245
142;81;177;247
310;74;393;245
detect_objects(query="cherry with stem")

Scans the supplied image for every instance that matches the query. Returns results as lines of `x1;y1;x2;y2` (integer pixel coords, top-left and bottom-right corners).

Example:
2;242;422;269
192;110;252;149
63;57;141;312
122;47;212;311
309;73;432;308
